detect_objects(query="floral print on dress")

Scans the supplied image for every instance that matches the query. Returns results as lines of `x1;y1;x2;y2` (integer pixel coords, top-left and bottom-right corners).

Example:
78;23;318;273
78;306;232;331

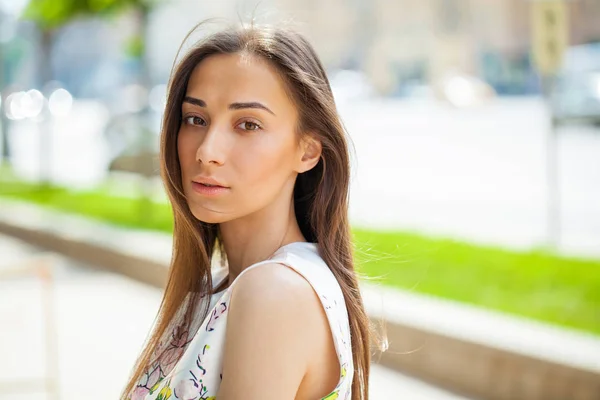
163;325;194;369
131;363;164;400
156;382;173;400
206;301;227;332
150;344;216;400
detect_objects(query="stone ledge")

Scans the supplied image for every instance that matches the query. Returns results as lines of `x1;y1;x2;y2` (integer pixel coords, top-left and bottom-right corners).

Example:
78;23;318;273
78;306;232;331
363;285;600;400
0;200;170;288
1;199;599;400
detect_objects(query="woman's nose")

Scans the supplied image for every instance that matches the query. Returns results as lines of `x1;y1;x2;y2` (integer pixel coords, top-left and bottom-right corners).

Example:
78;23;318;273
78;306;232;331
195;124;226;166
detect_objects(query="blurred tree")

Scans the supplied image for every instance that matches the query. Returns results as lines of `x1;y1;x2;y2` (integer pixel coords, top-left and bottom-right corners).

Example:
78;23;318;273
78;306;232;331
20;0;160;184
22;0;158;82
22;0;153;30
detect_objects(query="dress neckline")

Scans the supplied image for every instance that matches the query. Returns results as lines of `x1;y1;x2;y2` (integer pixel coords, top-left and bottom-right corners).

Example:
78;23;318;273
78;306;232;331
210;241;318;296
276;241;317;252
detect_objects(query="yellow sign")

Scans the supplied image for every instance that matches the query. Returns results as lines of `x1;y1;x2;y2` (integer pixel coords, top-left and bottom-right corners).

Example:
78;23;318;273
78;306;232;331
531;0;569;75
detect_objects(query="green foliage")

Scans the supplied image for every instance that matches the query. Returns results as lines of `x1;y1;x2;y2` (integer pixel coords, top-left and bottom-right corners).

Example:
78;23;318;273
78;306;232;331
124;34;145;59
1;171;599;335
21;0;154;30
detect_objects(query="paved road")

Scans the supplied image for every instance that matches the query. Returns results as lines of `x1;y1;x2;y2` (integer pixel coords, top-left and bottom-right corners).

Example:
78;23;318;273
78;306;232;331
0;234;471;400
7;97;599;257
342;98;600;257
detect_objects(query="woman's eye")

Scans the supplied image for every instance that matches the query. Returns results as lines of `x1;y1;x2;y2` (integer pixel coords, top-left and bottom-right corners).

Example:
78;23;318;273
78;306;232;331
237;121;261;131
184;116;206;126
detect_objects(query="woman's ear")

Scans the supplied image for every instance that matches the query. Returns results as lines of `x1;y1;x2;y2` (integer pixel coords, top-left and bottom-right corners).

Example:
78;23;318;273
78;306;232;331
297;134;322;173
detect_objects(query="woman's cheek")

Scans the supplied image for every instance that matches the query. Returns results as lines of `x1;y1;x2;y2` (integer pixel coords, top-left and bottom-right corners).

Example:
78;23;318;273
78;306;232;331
178;131;198;167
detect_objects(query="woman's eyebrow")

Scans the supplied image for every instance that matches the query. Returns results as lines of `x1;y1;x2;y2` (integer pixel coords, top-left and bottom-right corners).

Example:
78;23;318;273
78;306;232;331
228;101;275;116
183;96;275;116
183;96;206;107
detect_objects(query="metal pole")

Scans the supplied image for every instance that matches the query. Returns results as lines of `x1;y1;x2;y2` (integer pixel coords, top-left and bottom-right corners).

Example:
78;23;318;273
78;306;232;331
541;74;560;250
38;28;54;186
0;16;10;167
39;260;60;400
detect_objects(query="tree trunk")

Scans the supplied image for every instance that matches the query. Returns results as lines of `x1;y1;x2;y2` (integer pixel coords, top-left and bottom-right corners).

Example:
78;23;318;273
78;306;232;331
134;7;154;223
38;28;54;185
0;30;10;165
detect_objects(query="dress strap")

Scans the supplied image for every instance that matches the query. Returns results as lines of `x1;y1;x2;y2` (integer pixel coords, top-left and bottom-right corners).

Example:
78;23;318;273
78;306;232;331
226;258;285;289
219;242;318;292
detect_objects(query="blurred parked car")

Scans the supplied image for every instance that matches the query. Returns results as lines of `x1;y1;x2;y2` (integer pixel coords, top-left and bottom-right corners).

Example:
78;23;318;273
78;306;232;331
436;72;496;108
329;69;375;104
551;43;600;126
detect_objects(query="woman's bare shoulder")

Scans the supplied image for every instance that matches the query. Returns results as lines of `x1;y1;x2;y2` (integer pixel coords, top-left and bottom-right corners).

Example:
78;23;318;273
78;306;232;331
217;262;333;399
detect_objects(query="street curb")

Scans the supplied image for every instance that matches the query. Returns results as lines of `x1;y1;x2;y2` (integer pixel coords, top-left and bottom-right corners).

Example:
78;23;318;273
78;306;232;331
368;305;600;400
1;199;599;400
0;201;169;288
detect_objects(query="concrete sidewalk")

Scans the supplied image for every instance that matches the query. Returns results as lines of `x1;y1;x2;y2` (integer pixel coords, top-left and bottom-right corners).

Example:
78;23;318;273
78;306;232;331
0;233;470;400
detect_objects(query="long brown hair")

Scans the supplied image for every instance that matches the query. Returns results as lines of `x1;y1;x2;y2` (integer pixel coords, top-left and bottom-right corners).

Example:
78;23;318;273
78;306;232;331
122;23;374;399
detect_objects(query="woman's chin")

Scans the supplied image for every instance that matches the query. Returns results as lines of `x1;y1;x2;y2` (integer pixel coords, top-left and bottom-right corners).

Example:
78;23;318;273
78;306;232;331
189;206;230;224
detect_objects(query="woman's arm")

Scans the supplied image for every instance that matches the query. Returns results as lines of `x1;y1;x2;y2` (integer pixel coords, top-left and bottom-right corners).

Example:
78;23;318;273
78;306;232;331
216;263;327;400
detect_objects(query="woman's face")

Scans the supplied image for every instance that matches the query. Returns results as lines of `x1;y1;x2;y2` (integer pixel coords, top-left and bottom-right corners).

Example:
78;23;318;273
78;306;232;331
177;52;309;223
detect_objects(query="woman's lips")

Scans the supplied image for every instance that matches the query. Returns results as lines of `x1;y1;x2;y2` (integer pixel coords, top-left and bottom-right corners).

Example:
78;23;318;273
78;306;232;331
191;181;230;196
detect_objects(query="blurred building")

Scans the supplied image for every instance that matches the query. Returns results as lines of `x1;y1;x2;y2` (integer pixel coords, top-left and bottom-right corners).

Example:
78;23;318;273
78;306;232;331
319;0;598;95
241;0;600;95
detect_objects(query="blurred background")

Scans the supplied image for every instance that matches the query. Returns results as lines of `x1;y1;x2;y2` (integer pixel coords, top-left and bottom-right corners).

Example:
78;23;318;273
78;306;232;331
0;0;599;399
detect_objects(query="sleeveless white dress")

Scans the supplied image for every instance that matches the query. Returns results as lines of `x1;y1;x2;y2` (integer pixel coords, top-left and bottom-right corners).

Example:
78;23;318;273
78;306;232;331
130;242;353;400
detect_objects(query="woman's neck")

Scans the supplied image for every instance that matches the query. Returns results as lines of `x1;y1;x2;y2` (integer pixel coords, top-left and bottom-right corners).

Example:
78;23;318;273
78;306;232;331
218;199;306;283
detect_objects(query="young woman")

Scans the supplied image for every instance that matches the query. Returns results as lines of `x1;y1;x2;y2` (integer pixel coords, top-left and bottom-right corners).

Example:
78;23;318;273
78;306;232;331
122;24;373;400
